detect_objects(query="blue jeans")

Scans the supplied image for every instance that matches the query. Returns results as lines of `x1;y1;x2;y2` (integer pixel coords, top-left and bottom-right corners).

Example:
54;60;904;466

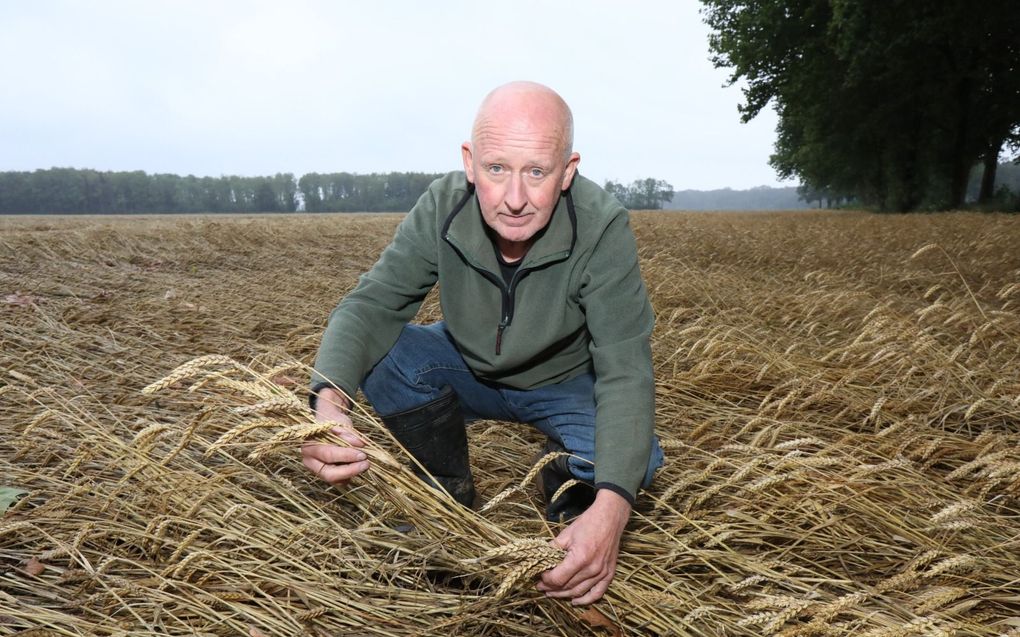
361;322;664;488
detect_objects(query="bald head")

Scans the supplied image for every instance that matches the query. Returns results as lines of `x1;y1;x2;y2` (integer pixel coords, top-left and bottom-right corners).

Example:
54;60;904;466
471;81;574;161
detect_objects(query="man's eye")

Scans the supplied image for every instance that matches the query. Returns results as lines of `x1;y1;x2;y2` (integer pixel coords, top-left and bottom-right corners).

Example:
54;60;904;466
529;168;544;178
488;165;503;174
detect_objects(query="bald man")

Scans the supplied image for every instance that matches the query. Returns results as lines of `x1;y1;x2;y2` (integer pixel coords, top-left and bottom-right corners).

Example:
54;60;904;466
305;81;663;605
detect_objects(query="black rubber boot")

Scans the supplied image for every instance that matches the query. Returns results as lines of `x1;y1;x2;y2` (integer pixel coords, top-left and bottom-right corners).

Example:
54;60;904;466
538;438;595;523
381;387;476;509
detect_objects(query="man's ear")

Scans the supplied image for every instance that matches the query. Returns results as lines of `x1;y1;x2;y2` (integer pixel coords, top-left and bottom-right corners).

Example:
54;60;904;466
561;152;581;190
461;142;475;184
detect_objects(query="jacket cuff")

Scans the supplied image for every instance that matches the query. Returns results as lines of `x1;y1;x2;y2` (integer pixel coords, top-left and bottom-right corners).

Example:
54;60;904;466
308;382;334;412
594;482;636;507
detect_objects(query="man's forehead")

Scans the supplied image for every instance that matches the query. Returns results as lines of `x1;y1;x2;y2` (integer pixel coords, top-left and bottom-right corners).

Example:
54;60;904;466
475;116;564;140
472;121;565;158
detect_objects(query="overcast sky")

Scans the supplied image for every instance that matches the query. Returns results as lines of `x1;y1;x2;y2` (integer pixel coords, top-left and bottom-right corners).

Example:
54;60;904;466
0;1;788;190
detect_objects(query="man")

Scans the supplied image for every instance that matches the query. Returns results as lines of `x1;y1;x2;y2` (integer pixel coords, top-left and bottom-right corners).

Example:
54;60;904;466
303;81;663;605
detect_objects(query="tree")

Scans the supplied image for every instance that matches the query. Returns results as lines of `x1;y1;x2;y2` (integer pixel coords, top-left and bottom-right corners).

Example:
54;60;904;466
604;178;675;210
701;0;1020;211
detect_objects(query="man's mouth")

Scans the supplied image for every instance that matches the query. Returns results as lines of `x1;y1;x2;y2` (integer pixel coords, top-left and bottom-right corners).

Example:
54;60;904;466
499;212;533;227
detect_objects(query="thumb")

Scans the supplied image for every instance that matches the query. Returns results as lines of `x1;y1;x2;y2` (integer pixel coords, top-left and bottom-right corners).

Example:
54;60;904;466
549;526;572;550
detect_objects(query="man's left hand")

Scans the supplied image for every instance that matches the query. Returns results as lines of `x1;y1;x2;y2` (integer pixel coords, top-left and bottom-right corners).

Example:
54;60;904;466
536;488;631;605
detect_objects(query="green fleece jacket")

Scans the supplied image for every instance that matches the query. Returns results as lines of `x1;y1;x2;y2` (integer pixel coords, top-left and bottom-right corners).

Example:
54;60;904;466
311;171;655;500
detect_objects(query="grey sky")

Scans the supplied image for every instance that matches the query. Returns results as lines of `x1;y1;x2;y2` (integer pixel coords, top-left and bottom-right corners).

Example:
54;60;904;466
0;0;787;190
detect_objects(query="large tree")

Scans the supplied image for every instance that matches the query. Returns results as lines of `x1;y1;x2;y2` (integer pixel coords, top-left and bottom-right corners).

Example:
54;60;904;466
701;0;1020;211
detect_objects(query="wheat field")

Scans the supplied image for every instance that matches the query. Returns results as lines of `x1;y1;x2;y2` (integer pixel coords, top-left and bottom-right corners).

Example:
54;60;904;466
1;210;1019;636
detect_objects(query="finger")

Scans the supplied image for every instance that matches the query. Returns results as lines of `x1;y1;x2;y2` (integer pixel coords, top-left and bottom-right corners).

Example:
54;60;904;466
542;558;607;595
302;455;369;484
302;442;367;465
302;456;347;485
569;577;612;606
320;460;369;484
333;428;365;447
541;571;602;599
538;560;575;590
539;569;590;594
536;560;571;590
538;548;601;591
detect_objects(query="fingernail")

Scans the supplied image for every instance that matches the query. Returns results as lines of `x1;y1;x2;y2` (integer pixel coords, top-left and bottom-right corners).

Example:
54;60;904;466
355;451;367;461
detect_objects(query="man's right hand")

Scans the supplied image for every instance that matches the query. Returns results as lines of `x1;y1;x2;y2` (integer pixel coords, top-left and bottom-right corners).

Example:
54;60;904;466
301;387;370;485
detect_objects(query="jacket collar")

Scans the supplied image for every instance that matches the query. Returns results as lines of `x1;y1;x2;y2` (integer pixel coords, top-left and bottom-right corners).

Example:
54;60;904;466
442;178;577;273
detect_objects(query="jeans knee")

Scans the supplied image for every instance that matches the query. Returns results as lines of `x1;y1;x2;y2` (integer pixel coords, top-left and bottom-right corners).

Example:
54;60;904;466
361;323;462;417
641;439;666;488
362;344;397;388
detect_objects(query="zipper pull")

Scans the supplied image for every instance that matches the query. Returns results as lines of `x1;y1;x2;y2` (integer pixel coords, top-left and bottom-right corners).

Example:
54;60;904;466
496;322;506;355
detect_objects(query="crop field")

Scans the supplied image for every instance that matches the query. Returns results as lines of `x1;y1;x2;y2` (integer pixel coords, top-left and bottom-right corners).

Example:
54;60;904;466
2;210;1019;636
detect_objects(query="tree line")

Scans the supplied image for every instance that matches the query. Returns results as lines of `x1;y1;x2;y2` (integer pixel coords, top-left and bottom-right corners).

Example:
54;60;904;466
0;169;299;214
701;0;1020;211
3;163;1017;214
0;169;449;214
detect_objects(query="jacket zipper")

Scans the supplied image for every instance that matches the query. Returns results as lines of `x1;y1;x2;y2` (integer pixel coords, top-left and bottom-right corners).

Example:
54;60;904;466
495;267;525;355
495;321;506;354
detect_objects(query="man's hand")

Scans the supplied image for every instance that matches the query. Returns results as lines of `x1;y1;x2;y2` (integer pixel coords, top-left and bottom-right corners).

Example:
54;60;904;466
536;488;631;605
301;388;369;485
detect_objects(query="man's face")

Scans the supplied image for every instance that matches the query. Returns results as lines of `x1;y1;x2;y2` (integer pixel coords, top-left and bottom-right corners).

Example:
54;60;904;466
462;108;580;253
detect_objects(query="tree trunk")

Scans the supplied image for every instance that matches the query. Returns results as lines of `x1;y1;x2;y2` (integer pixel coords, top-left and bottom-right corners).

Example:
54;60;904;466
978;141;1001;204
947;78;973;210
948;159;971;210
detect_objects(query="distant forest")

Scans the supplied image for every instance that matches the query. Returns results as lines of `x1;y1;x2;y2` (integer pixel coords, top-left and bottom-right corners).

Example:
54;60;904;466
1;164;1018;214
670;186;808;210
0;169;442;214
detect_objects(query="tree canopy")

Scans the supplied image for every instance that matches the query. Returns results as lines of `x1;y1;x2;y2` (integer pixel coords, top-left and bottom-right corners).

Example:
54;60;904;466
701;0;1020;211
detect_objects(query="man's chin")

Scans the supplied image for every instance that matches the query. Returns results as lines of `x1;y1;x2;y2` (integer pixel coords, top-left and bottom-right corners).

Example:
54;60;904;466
497;216;537;236
498;228;536;245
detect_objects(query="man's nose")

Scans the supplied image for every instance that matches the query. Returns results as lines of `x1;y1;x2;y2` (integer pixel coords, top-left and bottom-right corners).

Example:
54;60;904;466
504;173;527;212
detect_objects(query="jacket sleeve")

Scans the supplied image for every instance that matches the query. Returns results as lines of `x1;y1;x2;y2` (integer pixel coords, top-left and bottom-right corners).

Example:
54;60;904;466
310;186;441;400
578;208;655;502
